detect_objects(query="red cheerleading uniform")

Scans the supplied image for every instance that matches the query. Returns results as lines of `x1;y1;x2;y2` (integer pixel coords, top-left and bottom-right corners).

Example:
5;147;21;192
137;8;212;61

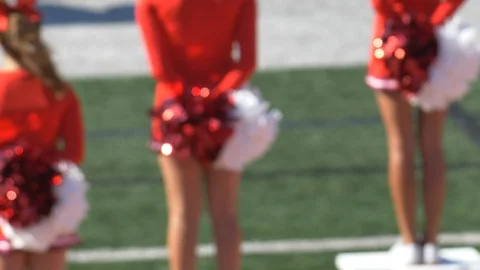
0;71;84;164
135;0;257;143
367;0;465;90
0;70;84;251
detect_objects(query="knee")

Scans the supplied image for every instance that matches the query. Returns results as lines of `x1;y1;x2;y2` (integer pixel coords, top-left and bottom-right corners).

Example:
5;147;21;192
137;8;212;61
422;152;445;173
211;211;240;231
388;145;415;165
168;205;202;229
421;146;444;165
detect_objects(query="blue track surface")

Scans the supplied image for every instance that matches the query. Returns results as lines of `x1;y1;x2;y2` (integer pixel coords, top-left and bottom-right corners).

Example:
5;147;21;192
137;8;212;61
38;5;134;25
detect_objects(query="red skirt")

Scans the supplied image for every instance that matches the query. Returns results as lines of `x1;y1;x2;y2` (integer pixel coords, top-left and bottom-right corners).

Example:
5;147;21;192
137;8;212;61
366;16;400;91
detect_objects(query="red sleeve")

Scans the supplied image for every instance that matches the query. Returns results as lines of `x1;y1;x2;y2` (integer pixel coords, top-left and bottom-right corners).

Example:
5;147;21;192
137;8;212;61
58;91;84;165
370;0;407;18
212;0;257;95
154;81;183;106
430;0;465;26
135;0;182;99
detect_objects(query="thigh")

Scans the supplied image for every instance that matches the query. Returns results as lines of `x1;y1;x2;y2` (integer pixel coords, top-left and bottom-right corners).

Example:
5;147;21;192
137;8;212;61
418;110;447;156
28;249;66;270
158;156;203;218
0;252;27;270
205;168;241;218
375;91;415;156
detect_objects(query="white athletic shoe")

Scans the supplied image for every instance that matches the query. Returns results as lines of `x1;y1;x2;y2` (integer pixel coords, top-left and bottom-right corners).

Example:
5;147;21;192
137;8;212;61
423;243;440;264
389;241;422;265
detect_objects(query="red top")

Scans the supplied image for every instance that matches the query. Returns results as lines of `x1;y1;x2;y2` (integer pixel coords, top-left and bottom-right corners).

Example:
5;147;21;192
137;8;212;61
135;0;257;105
371;0;465;36
368;0;465;80
0;71;84;164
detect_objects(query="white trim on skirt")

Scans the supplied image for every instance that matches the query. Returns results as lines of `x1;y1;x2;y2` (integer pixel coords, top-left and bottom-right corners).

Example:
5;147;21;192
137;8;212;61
365;75;399;91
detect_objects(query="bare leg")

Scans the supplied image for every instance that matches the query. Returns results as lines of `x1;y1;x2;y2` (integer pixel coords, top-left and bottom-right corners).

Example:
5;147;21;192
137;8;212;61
0;252;27;270
28;249;66;270
158;156;203;270
418;110;447;244
376;91;417;243
205;168;242;270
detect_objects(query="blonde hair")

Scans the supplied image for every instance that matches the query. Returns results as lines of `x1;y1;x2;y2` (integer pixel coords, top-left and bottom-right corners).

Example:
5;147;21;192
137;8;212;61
0;12;66;94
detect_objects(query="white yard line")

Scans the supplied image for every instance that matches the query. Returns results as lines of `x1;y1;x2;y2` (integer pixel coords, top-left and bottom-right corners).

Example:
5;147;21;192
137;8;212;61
67;232;480;263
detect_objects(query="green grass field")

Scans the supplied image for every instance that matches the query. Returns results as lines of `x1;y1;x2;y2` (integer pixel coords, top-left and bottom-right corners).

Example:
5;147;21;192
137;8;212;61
68;66;480;269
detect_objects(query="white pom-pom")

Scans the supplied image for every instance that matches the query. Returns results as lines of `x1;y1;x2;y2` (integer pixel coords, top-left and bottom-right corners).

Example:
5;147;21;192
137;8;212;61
0;161;89;252
51;162;89;235
414;17;480;111
213;86;282;171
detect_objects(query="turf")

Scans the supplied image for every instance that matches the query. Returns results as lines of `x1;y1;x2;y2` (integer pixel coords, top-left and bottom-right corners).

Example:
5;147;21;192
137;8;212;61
68;66;480;268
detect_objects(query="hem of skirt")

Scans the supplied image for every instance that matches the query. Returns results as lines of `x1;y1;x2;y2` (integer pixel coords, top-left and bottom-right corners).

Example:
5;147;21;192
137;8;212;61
50;234;82;249
365;75;399;91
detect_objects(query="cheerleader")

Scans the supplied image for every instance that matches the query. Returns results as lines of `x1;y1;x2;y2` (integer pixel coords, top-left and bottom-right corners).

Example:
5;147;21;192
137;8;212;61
0;1;88;269
368;0;478;265
135;0;280;269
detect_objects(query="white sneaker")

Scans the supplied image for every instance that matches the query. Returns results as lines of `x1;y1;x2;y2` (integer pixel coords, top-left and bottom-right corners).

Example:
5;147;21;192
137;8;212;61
389;241;422;265
423;243;440;264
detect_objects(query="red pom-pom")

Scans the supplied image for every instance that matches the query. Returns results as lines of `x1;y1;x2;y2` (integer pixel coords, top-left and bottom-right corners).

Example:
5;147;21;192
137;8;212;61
0;145;59;228
150;88;236;164
374;13;438;96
